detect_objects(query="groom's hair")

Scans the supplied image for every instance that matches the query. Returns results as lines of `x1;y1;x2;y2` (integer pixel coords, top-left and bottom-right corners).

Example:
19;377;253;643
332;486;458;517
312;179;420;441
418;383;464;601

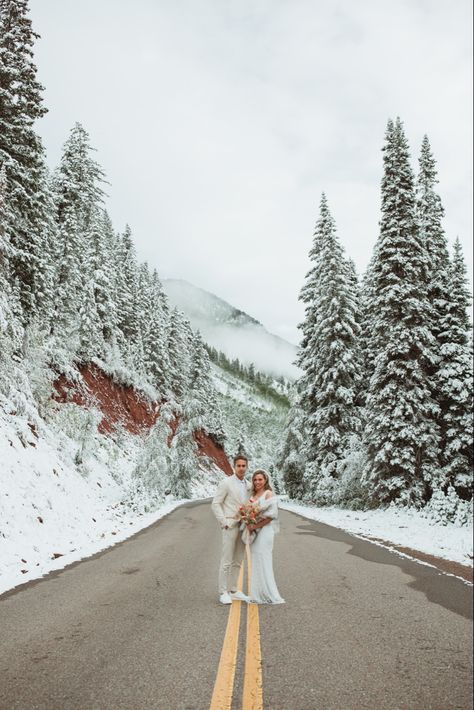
233;454;248;464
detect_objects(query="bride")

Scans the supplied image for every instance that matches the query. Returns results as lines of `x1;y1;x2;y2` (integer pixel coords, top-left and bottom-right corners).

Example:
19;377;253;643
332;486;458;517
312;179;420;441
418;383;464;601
244;469;285;605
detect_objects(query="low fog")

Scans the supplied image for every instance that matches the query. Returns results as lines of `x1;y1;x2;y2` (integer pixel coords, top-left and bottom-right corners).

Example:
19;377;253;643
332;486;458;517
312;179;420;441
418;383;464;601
163;279;299;380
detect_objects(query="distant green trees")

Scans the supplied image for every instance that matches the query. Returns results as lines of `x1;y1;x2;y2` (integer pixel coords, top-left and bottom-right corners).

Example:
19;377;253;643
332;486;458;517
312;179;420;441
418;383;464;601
205;345;290;407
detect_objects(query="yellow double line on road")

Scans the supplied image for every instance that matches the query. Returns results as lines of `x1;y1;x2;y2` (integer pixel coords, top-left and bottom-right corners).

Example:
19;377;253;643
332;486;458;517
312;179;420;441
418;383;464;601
209;545;263;710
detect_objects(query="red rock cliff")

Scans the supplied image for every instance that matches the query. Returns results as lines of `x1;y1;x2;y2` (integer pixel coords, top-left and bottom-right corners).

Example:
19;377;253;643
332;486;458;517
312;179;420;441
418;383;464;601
53;364;231;474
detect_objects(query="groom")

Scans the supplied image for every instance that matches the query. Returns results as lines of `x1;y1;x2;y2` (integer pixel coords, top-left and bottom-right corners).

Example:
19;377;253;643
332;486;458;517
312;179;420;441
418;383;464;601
211;455;251;604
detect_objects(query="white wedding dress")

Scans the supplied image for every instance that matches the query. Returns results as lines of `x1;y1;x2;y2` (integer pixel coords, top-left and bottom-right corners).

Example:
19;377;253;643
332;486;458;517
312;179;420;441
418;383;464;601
247;495;285;605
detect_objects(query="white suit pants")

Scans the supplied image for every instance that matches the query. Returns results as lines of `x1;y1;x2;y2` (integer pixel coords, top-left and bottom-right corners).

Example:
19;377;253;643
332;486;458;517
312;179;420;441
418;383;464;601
218;525;245;593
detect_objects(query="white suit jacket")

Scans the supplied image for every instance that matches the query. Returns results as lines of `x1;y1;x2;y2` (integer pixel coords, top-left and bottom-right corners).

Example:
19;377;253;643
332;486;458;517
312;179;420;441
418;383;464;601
211;474;252;529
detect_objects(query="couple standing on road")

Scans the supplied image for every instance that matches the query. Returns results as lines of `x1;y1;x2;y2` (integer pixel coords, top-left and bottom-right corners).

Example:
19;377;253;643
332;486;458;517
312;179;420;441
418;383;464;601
211;454;285;605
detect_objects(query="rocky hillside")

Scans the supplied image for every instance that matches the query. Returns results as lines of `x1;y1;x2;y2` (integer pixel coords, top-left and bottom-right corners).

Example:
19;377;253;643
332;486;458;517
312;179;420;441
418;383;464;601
0;361;233;595
53;364;231;472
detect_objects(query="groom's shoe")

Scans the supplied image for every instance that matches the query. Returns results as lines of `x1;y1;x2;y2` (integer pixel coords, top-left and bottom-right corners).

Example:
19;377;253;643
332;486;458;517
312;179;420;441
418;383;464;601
229;590;250;602
219;592;232;604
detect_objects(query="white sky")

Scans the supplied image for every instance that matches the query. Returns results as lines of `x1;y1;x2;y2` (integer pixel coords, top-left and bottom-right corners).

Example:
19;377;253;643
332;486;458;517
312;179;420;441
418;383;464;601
30;0;472;345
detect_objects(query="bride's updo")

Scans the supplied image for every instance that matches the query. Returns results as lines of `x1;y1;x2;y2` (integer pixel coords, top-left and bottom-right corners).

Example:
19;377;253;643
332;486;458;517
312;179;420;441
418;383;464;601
251;469;272;495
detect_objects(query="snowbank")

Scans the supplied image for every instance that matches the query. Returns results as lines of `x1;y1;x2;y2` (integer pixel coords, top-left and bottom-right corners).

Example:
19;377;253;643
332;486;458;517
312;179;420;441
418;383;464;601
281;500;473;571
0;400;221;597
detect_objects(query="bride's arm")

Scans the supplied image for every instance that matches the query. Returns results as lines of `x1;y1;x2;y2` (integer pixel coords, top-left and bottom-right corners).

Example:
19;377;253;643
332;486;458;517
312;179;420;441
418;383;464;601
247;516;272;531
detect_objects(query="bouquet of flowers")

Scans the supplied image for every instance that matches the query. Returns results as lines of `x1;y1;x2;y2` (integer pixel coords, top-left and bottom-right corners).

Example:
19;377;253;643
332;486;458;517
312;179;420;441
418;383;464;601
238;502;261;545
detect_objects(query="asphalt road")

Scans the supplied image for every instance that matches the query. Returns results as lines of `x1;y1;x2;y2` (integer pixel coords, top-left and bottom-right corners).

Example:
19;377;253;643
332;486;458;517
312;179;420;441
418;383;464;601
0;500;472;710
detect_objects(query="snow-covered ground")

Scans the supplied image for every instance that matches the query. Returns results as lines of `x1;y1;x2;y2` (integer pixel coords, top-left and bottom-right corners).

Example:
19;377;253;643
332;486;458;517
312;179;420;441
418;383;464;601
281;500;473;572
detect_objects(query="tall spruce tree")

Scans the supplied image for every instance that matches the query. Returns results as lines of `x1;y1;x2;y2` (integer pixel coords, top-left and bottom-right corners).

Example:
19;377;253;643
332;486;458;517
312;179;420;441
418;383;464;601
363;118;439;506
88;208;118;351
276;389;306;499
114;224;140;347
436;239;473;499
0;165;11;309
167;308;192;401
416;135;450;332
416;137;472;498
297;206;324;375
0;0;56;319
51;124;106;355
186;330;224;442
297;194;361;499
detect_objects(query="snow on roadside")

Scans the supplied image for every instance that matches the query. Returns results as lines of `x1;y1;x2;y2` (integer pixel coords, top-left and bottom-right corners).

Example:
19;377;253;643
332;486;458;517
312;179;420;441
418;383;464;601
0;406;218;597
280;500;473;569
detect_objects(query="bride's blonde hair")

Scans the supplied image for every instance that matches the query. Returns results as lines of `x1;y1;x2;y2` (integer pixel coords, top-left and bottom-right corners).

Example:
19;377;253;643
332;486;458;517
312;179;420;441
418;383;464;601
251;469;272;495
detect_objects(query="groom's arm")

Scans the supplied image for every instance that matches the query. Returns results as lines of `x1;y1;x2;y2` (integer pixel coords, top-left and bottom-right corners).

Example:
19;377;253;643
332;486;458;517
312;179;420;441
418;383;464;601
211;479;229;529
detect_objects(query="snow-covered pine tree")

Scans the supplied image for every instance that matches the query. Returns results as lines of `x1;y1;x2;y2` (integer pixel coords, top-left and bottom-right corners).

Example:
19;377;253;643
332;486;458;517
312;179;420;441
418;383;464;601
416;136;472;500
167;308;192;401
0;0;55;319
450;238;472;335
0;165;23;387
76;247;102;362
297;193;361;500
363;118;439;506
142;268;171;395
114;225;140;349
436;238;473;499
185;330;224;443
53;122;105;227
168;416;197;499
416;135;450;334
49;204;84;351
51;124;106;357
345;257;364;406
88;209;118;352
359;252;378;396
131;413;173;509
276;389;306;499
297;204;325;375
0;164;12;320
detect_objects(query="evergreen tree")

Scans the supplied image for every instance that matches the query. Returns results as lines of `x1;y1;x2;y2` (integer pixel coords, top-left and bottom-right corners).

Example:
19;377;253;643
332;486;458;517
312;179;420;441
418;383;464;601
52;122;105;227
114;225;140;347
359;252;378;391
416;137;472;499
297;194;361;498
168;418;197;499
0;164;12;316
363;118;439;506
436;239;473;499
0;0;55;318
143;269;171;394
132;414;172;507
276;390;306;499
167;308;191;400
51;124;106;355
416;135;450;336
186;331;224;442
76;250;101;361
50;204;84;344
88;209;118;350
0;164;24;389
297;206;325;375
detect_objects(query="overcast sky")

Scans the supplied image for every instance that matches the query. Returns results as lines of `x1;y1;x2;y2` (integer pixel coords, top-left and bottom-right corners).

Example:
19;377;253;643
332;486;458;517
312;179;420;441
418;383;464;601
30;0;472;345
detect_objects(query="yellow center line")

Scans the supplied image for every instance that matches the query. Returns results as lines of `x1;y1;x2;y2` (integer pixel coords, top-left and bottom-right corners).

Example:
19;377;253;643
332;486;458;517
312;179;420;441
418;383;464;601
242;544;263;710
209;564;245;710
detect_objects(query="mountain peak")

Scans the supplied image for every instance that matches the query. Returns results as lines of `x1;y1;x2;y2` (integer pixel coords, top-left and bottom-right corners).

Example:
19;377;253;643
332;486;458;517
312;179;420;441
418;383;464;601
162;279;299;380
163;279;262;328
